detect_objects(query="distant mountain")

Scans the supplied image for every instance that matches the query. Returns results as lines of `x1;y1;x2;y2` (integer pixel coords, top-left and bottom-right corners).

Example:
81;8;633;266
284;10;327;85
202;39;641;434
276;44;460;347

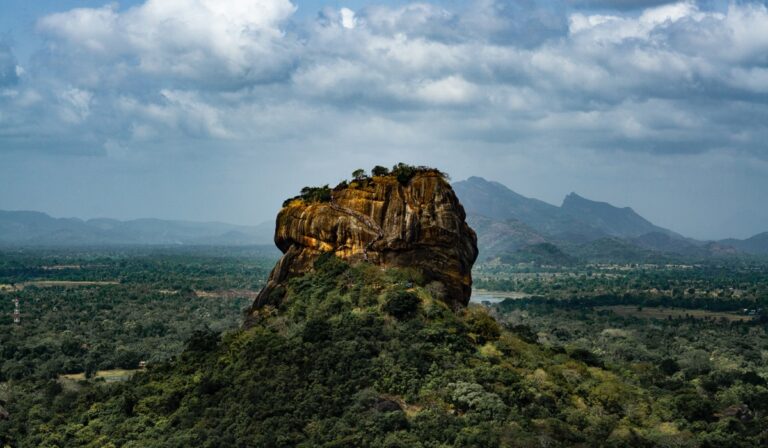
567;237;658;263
720;232;768;255
454;177;683;241
561;192;680;239
0;210;274;247
498;242;576;266
454;177;603;241
453;177;751;263
465;215;547;259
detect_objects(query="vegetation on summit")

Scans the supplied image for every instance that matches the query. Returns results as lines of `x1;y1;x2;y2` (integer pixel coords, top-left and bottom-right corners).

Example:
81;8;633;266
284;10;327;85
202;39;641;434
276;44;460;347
283;163;448;207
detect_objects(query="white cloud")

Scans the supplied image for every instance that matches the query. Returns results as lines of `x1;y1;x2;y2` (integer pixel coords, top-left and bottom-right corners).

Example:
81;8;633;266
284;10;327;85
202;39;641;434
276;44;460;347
38;0;297;86
58;88;93;124
0;0;765;166
115;89;232;139
340;8;357;29
411;76;477;104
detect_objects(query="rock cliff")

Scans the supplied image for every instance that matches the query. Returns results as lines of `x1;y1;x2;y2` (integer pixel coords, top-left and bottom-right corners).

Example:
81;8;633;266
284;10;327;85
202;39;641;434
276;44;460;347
247;168;478;319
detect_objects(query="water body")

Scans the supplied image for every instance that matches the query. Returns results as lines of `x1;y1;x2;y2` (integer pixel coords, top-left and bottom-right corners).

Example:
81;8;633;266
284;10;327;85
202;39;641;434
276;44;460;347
470;289;529;304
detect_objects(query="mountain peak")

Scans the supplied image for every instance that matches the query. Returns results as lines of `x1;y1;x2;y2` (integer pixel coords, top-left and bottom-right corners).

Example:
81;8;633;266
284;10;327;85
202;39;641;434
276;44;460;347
465;176;489;183
560;192;676;238
563;191;626;209
453;178;684;253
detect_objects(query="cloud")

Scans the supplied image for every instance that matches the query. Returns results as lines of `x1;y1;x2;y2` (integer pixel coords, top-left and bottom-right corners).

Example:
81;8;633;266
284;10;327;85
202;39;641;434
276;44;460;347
1;0;768;239
567;0;680;11
0;43;19;87
37;0;298;89
0;0;766;166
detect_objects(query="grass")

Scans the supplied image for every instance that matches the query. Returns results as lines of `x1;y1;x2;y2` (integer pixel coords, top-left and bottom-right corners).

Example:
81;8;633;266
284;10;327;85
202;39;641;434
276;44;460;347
59;368;142;384
595;305;754;322
1;280;120;291
472;289;531;300
193;288;260;299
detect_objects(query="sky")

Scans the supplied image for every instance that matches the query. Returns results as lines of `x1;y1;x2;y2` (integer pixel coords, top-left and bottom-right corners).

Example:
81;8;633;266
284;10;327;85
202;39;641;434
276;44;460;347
0;0;767;240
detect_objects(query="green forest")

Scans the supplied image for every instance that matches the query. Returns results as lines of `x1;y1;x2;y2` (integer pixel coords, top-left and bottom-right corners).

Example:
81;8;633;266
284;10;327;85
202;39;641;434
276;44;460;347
2;249;768;446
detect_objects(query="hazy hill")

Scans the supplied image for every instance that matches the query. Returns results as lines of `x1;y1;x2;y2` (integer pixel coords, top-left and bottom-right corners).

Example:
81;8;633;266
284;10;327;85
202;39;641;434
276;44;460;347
453;177;603;241
721;232;768;255
561;192;679;239
453;177;682;242
465;215;547;259
0;210;274;246
452;177;742;262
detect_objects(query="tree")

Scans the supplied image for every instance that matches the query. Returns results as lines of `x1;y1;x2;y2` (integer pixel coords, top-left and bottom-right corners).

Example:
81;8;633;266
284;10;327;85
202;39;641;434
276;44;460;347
391;163;416;184
352;169;367;180
383;290;420;319
659;358;680;376
371;165;389;176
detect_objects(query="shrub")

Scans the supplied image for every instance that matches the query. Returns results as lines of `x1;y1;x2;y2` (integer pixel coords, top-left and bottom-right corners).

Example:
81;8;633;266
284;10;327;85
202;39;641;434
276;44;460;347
283;185;332;206
659;358;680;376
383;290;420;319
464;308;501;344
392;163;417;184
447;381;508;421
314;253;349;278
184;328;219;353
303;318;332;343
569;348;604;368
352;169;367;180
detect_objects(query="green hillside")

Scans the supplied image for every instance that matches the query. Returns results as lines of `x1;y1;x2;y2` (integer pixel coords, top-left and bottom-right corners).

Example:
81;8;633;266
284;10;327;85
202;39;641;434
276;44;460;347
8;255;717;448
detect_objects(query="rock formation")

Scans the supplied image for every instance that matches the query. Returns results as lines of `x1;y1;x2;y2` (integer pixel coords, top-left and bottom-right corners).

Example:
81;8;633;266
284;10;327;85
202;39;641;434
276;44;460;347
247;168;478;319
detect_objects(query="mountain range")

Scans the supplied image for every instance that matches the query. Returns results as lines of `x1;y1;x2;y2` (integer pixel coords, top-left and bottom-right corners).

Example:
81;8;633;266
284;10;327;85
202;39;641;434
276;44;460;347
452;176;765;261
0;210;274;247
0;176;765;260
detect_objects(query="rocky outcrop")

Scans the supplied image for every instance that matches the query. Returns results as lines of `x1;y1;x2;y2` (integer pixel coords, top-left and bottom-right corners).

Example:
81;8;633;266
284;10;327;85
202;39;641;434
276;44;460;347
247;170;478;319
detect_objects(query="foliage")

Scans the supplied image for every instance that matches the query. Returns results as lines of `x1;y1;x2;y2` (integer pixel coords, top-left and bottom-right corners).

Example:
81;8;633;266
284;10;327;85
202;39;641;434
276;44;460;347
0;247;273;446
3;249;768;446
0;253;717;447
493;275;768;447
282;163;448;206
382;289;420;319
283;185;333;207
389;163;447;184
371;165;390;177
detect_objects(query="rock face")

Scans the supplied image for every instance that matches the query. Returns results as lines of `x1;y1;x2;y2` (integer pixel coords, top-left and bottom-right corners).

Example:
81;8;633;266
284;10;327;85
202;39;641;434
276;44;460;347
247;171;478;318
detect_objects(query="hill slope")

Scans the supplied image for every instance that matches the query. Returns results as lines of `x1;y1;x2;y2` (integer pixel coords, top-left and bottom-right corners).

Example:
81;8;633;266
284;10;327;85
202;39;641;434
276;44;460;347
560;192;678;239
721;232;768;255
7;257;694;447
465;215;547;259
